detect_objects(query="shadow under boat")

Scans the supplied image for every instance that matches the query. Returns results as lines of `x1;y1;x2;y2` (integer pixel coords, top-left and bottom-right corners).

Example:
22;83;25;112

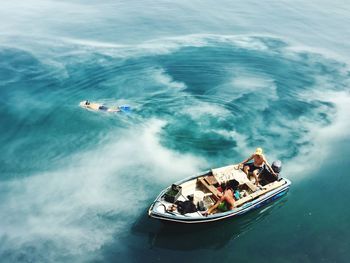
132;195;289;251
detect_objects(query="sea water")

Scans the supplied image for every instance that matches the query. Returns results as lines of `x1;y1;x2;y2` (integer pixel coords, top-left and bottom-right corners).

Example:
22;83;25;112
0;1;350;262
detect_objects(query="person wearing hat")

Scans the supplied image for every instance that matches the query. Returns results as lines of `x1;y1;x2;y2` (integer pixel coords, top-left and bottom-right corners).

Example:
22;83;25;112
239;147;277;186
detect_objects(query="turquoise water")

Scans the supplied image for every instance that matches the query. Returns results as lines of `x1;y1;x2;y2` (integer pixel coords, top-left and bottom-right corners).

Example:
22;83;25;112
1;1;350;262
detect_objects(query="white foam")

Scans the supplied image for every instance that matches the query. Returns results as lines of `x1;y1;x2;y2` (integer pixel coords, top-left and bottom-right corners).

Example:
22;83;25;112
286;44;350;69
152;68;186;89
59;37;126;49
0;33;274;61
213;129;252;157
284;90;350;179
231;72;277;101
0;119;204;260
181;99;231;120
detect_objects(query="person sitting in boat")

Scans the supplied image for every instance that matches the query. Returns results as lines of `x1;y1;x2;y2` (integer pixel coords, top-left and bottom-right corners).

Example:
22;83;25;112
80;100;121;112
203;180;238;215
239;147;277;186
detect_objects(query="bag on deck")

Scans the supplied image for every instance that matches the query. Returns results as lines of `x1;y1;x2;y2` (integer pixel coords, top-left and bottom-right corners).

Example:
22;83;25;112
175;200;197;214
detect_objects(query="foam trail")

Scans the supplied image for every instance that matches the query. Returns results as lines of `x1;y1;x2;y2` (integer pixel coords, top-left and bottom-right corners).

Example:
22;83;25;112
0;120;203;261
1;1;350;61
284;91;350;178
152;68;187;89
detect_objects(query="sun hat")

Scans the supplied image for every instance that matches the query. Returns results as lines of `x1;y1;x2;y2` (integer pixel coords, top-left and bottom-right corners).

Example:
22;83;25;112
255;147;263;155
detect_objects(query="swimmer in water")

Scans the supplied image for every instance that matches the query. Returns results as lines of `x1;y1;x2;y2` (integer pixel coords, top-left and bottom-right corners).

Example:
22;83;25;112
80;100;121;112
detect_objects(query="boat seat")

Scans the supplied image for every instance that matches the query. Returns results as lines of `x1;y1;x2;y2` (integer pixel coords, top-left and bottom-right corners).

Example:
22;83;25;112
234;195;254;207
235;179;286;207
197;176;258;203
245;181;258;192
197;177;221;201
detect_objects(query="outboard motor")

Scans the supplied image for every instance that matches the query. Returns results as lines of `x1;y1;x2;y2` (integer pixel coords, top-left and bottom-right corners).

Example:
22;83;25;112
259;160;282;186
272;160;282;175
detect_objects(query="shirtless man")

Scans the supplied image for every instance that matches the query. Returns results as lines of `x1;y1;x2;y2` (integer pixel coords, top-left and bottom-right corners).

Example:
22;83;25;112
80;100;121;112
240;147;277;186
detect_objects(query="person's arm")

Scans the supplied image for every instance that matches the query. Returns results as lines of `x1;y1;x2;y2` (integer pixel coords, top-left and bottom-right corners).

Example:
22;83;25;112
263;156;277;177
206;195;225;215
206;201;220;215
240;154;254;166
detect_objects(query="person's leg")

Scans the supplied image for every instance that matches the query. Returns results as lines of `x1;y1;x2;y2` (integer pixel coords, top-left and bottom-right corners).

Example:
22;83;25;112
243;165;250;176
252;169;260;186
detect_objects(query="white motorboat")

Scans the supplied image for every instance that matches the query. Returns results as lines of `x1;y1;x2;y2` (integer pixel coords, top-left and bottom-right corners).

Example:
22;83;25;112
148;163;291;224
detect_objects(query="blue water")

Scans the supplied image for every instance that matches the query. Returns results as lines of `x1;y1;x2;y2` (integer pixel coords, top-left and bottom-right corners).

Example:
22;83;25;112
1;1;350;262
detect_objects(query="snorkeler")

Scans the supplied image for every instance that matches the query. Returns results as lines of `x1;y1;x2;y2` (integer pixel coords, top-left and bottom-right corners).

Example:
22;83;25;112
79;100;126;112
